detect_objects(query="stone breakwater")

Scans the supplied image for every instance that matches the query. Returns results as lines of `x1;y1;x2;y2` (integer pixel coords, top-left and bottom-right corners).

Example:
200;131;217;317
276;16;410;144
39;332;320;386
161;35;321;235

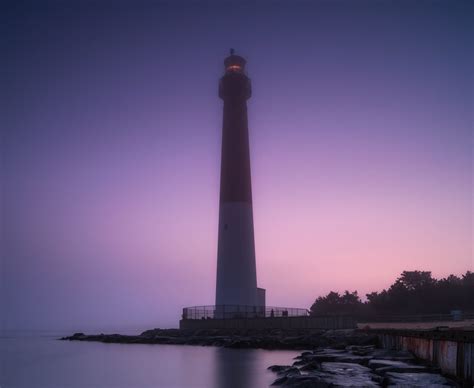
61;328;378;350
268;345;458;386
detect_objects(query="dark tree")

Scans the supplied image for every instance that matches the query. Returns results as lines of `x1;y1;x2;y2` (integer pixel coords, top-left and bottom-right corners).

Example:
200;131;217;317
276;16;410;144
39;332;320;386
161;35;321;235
396;271;435;291
310;290;365;316
310;271;474;317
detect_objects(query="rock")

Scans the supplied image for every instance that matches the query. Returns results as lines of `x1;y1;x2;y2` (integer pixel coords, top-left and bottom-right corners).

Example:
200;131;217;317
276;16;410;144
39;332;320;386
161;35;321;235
376;364;428;375
268;365;292;372
368;358;429;375
319;362;379;386
61;328;380;351
272;374;331;387
370;349;414;361
302;349;372;366
268;365;301;377
271;375;288;385
369;359;416;369
293;359;308;366
283;367;301;376
294;351;313;360
313;348;347;354
336;355;372;365
272;344;455;387
347;344;376;356
385;372;456;386
299;361;320;371
303;354;340;363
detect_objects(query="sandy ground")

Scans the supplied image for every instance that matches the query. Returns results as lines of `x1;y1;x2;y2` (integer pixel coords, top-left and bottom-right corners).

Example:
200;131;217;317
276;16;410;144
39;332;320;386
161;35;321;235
357;319;474;330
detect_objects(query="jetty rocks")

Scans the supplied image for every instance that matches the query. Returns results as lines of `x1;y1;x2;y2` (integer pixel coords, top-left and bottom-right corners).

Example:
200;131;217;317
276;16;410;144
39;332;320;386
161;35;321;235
268;345;458;387
61;328;378;350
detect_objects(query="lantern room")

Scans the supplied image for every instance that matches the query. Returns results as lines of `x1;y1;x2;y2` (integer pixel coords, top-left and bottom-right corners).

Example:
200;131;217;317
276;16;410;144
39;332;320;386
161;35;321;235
224;49;246;74
219;49;251;100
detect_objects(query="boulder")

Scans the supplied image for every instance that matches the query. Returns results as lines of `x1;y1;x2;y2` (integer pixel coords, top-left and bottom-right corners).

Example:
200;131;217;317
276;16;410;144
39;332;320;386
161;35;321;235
268;365;292;372
385;372;456;386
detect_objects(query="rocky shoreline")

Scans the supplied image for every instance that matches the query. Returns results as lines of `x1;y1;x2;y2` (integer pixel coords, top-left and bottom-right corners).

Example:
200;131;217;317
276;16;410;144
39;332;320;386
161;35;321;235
61;328;378;350
268;345;458;386
61;328;459;386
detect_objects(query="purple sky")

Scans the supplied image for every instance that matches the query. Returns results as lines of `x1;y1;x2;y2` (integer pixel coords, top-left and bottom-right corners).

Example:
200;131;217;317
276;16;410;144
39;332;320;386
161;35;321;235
1;0;472;331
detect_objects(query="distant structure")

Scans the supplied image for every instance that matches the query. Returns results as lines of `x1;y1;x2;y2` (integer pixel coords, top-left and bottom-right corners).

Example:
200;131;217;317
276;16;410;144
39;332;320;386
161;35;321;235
215;50;265;314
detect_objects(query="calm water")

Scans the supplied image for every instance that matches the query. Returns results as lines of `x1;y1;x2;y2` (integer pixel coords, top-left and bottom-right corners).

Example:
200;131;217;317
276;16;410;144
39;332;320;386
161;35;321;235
0;333;299;388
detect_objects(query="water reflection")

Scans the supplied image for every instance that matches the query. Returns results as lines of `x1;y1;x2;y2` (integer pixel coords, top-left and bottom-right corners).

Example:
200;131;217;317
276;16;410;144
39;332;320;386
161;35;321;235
1;335;299;388
213;347;303;387
214;347;257;388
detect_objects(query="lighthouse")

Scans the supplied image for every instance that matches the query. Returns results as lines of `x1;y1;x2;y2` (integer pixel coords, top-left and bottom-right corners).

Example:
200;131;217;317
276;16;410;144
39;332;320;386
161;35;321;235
215;50;265;315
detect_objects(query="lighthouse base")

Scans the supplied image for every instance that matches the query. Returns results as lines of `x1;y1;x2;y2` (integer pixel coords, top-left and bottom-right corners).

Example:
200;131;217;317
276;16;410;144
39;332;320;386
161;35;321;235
179;314;356;331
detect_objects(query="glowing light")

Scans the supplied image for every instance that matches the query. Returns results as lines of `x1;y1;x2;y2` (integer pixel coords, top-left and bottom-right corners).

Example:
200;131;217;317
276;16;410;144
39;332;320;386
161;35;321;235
227;65;242;71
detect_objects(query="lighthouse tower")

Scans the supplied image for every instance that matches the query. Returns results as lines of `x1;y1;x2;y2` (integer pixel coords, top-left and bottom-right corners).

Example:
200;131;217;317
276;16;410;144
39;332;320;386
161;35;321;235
215;50;265;315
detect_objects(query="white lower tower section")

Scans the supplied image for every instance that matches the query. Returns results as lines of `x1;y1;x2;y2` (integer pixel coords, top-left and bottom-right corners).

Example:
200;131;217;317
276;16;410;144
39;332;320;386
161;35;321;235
215;202;257;307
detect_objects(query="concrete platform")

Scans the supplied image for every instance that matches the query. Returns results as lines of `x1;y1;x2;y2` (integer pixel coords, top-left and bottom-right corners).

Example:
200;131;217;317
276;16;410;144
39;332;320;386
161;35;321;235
180;315;356;330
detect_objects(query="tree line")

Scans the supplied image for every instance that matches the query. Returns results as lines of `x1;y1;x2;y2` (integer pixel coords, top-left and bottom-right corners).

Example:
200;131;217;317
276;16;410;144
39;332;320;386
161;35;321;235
309;271;474;317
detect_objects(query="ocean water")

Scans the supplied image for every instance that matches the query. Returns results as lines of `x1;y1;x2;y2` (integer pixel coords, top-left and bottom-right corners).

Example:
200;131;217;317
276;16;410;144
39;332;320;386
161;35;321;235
0;333;299;388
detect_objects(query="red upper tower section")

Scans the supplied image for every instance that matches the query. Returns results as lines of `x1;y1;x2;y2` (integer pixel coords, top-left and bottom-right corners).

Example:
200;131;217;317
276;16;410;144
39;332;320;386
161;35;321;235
218;50;253;204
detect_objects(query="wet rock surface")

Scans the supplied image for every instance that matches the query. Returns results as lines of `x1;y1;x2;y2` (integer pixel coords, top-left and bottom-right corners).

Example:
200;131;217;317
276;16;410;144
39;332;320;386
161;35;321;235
268;345;458;386
385;372;455;387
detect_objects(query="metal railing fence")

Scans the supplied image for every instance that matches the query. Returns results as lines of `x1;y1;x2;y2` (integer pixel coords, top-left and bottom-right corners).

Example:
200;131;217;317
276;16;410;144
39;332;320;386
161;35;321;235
182;305;308;320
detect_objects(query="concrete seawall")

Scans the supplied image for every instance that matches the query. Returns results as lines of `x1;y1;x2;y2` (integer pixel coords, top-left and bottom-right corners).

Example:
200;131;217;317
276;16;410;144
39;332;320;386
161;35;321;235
375;329;473;385
180;315;356;330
